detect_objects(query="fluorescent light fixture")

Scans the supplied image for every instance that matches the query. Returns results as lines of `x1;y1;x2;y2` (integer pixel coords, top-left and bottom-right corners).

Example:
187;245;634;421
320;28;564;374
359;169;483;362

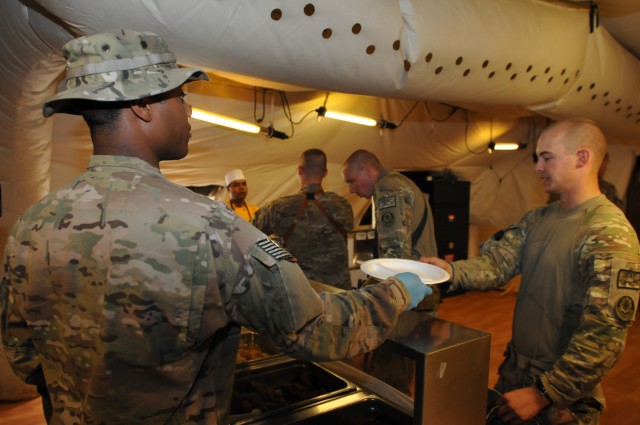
487;141;525;153
325;110;377;127
493;142;520;150
191;108;260;133
316;106;377;127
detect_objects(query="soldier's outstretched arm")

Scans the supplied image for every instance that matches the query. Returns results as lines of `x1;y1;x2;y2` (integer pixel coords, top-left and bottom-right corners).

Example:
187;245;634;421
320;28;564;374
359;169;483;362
218;217;419;361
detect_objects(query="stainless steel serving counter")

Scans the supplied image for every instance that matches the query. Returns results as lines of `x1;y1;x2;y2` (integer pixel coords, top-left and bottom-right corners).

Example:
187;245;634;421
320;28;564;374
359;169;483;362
232;280;490;425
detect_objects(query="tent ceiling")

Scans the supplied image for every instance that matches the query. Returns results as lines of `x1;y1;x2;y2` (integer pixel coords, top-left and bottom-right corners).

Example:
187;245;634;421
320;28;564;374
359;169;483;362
1;0;639;249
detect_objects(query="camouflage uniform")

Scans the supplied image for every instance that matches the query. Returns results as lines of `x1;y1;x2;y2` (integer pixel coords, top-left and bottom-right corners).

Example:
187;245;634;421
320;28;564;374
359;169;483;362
252;184;354;290
374;170;437;259
1;156;412;424
374;170;441;310
451;195;639;424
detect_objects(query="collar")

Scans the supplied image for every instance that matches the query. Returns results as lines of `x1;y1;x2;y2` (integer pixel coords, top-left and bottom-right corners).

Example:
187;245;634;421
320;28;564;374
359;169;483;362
377;168;392;183
87;155;163;177
300;183;323;193
555;194;607;218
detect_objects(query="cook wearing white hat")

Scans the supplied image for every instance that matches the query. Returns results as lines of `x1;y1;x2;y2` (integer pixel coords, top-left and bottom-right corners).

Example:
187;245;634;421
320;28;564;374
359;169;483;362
225;169;259;221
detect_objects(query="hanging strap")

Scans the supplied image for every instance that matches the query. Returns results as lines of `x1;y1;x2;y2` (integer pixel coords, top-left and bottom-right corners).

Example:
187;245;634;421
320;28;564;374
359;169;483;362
229;201;254;221
313;197;348;240
282;189;347;245
282;195;311;244
411;193;429;247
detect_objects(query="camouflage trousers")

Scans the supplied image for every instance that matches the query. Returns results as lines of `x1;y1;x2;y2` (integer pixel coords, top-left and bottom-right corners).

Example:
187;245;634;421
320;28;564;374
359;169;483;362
486;358;601;425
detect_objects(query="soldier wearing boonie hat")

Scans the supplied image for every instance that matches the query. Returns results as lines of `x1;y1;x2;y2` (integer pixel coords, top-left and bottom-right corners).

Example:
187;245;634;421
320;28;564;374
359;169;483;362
43;28;208;117
2;29;432;425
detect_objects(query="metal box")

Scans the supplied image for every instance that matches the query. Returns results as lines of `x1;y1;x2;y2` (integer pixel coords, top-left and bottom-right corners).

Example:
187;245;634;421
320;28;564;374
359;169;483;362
344;311;491;425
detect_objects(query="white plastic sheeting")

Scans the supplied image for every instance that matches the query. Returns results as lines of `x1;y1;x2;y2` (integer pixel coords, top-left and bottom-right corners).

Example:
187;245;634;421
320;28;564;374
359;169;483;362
1;0;640;251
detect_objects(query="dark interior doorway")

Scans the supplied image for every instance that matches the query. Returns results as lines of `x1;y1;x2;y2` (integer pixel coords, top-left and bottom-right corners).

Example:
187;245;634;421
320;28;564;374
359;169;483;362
626;156;640;235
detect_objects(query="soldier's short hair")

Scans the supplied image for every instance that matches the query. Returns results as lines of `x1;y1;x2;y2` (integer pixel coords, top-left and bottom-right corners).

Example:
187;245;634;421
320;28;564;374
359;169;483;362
301;149;327;177
343;149;383;173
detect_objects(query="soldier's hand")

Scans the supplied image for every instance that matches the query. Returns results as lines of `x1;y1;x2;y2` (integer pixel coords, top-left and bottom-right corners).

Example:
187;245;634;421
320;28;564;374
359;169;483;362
394;272;432;311
419;256;452;279
494;386;549;424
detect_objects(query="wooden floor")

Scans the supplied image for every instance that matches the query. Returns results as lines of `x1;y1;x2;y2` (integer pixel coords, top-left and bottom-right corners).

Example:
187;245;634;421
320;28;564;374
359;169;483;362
437;289;640;425
0;289;637;424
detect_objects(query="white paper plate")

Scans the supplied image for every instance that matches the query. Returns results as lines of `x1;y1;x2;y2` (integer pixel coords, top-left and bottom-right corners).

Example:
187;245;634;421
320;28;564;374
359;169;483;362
360;258;450;285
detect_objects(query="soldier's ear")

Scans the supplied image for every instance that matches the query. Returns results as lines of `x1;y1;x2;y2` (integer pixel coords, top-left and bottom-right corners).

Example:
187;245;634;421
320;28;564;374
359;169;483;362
576;150;589;168
363;165;373;179
131;99;152;122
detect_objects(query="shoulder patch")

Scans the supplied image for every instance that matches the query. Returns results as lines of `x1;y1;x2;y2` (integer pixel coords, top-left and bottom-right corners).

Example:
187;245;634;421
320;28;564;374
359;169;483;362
615;295;636;322
609;258;640;323
381;211;394;226
256;238;297;263
378;195;396;210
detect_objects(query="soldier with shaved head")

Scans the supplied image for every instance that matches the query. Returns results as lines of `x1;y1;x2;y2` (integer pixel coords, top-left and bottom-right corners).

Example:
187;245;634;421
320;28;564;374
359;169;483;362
423;118;639;425
342;149;441;311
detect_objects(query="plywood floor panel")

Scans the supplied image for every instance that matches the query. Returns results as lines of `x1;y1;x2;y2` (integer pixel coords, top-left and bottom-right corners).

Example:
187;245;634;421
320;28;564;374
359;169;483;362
0;289;637;424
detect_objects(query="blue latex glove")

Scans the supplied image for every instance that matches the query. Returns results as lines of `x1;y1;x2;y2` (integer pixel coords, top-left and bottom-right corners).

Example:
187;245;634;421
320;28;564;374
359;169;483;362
394;272;433;311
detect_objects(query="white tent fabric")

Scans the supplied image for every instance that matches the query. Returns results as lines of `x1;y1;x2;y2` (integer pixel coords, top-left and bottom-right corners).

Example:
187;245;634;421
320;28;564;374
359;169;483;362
2;0;640;252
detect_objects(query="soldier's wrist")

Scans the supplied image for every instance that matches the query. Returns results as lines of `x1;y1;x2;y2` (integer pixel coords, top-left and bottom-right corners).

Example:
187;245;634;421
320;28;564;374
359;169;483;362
447;261;454;282
534;375;553;404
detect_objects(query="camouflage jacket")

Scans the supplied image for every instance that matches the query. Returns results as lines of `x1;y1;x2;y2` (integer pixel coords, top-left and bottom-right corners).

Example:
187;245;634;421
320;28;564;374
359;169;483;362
252;184;354;290
1;156;411;425
373;170;437;259
450;195;640;409
373;170;441;310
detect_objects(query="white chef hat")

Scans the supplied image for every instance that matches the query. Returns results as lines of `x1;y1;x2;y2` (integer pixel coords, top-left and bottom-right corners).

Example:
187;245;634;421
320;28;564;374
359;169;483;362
225;169;246;186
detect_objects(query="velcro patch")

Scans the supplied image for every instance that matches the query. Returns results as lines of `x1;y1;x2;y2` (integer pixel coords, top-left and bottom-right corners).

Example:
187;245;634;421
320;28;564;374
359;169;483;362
615;295;636;322
381;211;394;226
617;269;640;290
609;258;639;323
378;195;396;210
256;238;297;262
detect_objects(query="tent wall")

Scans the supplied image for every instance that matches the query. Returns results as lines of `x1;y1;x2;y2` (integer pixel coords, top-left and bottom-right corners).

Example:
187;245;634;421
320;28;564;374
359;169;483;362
2;0;640;257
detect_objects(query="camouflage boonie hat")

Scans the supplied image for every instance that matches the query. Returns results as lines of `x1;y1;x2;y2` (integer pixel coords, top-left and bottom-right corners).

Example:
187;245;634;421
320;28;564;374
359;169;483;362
43;29;208;117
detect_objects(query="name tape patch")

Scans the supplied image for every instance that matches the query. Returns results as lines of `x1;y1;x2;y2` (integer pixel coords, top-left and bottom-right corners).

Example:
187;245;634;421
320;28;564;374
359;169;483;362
617;269;640;290
378;195;397;210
